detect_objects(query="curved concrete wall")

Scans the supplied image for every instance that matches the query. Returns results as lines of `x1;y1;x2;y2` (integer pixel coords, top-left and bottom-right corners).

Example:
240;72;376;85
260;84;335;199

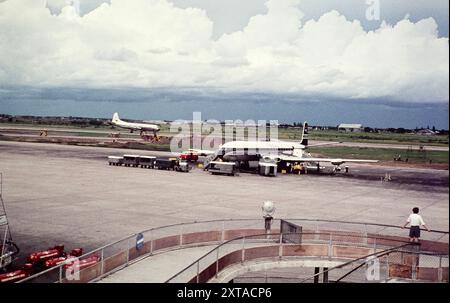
59;229;447;283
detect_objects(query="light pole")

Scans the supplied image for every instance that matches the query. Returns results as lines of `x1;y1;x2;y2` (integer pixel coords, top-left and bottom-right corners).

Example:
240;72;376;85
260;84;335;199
262;201;275;234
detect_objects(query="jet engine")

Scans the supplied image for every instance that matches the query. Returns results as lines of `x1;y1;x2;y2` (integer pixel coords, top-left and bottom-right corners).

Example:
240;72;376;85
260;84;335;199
262;155;281;163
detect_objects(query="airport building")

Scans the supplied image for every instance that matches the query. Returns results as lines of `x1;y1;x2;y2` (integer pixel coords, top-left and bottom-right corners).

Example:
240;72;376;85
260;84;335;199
338;123;363;132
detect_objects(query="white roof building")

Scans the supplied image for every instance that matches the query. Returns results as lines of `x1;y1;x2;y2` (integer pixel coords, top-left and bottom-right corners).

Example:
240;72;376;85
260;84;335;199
416;129;438;136
338;124;363;132
338;124;363;129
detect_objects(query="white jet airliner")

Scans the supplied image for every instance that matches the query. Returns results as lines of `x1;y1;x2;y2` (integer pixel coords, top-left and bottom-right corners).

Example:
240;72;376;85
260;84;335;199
197;122;378;171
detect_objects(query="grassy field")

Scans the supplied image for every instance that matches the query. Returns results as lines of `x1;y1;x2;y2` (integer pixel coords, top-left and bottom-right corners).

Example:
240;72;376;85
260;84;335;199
1;121;448;147
308;146;449;164
0;122;111;131
51;131;139;139
125;143;171;151
279;129;449;146
0;121;174;132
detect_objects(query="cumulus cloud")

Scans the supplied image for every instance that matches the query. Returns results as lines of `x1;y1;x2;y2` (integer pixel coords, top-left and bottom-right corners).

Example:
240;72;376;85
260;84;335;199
0;0;448;103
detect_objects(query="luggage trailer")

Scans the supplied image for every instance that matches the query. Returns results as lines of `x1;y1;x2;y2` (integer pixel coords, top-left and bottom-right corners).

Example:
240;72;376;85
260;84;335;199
108;156;124;166
123;155;140;167
139;156;156;169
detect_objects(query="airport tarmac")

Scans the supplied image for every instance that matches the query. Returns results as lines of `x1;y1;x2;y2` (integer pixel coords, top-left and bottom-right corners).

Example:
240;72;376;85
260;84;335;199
0;141;448;265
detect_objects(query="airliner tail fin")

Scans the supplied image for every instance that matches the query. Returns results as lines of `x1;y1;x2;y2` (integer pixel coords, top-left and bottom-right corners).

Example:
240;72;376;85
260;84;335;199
300;121;308;146
112;112;120;123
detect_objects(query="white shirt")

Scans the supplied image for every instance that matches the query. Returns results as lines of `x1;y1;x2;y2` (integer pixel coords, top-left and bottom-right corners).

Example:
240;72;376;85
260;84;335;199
407;214;425;226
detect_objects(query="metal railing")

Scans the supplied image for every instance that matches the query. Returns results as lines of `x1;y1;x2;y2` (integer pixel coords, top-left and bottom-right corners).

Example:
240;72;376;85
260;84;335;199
299;247;449;283
165;232;430;283
230;246;450;283
18;218;448;283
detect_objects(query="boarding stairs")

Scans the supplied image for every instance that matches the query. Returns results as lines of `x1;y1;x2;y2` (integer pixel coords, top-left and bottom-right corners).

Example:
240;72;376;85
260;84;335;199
202;153;219;170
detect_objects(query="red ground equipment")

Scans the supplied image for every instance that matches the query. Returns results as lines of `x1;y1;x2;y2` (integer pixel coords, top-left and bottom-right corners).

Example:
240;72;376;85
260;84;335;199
0;263;33;283
44;248;83;268
64;255;101;271
0;246;84;283
180;152;199;162
27;245;65;266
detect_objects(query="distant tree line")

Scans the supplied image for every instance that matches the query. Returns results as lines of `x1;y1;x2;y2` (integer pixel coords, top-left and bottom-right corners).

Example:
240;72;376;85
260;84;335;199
0;114;448;134
0;114;108;128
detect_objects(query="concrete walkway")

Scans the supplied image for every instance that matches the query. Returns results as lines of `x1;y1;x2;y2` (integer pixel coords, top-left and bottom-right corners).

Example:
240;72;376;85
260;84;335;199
98;245;215;283
98;242;275;283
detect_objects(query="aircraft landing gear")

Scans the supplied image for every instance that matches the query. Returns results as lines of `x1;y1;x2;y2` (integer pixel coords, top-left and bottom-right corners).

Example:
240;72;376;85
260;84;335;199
331;165;341;175
153;131;160;142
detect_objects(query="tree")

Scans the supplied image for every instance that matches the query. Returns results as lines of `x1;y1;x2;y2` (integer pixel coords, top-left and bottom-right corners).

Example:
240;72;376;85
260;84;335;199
89;119;103;126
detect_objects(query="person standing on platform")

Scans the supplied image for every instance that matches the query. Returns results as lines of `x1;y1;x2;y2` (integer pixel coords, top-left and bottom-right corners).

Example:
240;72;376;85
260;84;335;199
403;207;430;243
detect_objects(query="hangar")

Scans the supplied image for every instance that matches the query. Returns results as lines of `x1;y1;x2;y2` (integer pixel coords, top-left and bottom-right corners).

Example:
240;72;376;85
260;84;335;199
338;123;363;132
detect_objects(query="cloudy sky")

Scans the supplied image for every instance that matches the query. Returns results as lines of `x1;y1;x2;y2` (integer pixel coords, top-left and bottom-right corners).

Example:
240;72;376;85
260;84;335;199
0;0;448;128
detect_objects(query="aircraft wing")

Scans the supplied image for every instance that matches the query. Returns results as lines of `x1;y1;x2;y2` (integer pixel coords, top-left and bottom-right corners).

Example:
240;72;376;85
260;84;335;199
298;157;378;165
143;120;169;124
266;154;378;165
307;141;342;147
186;149;216;156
